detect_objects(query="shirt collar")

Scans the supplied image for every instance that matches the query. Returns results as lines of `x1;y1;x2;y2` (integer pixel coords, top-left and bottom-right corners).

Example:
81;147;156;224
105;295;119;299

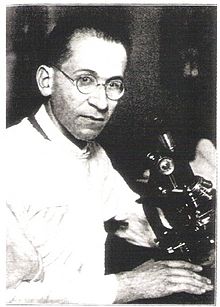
33;104;96;158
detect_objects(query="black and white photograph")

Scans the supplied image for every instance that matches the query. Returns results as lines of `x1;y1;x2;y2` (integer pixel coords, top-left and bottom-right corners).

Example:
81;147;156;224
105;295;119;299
6;3;217;305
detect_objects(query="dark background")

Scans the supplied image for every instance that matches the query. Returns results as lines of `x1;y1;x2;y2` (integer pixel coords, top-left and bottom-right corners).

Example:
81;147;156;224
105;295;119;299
6;5;217;191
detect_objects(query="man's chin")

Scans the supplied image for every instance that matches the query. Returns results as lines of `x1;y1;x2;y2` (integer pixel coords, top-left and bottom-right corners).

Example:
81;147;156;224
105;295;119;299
75;129;102;142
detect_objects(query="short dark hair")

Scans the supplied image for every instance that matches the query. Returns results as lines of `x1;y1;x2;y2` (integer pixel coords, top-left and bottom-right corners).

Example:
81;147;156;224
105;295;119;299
42;6;132;67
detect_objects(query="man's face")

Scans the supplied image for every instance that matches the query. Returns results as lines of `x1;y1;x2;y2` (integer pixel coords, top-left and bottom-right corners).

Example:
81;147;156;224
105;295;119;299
50;33;127;141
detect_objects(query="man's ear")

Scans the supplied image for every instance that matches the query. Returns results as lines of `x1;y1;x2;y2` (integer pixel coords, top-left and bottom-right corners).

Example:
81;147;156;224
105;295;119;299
36;65;54;96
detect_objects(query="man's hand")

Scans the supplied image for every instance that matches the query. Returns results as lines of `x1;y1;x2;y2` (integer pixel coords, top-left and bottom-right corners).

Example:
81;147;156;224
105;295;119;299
114;259;213;303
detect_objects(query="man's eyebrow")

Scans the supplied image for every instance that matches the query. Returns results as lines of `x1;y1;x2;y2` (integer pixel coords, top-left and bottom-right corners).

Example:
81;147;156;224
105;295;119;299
72;69;124;81
72;69;97;75
107;76;124;82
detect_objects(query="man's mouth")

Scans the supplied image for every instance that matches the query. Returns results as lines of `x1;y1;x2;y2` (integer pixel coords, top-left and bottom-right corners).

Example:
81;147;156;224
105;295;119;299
81;115;105;122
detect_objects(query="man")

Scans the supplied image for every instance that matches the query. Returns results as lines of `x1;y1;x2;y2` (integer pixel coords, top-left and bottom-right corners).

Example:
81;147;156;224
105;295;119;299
6;7;214;304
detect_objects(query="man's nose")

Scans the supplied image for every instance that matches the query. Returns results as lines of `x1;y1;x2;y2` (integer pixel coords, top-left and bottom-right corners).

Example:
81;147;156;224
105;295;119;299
88;85;108;111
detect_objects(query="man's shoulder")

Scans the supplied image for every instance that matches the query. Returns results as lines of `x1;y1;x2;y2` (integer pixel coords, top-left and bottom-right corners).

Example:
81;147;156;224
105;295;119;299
6;117;51;173
7;117;38;138
6;117;47;149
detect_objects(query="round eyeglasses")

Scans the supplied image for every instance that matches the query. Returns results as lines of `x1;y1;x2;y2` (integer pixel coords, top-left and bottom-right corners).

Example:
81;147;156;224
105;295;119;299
53;66;125;101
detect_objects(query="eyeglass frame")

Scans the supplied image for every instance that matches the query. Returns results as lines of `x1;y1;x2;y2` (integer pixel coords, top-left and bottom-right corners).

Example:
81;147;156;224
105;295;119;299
52;66;125;101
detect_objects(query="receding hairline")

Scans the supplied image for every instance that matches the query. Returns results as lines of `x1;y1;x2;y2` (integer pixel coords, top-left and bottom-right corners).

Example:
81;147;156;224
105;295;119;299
61;28;128;65
68;27;128;49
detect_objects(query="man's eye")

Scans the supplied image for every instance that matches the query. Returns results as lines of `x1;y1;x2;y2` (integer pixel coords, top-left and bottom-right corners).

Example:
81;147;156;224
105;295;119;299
78;75;94;85
108;80;123;89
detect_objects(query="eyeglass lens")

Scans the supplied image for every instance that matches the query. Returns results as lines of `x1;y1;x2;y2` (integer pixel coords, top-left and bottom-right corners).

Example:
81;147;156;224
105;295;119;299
76;75;124;100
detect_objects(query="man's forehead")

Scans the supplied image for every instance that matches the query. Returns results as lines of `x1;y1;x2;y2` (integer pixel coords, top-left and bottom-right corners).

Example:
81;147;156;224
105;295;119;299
62;33;127;78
